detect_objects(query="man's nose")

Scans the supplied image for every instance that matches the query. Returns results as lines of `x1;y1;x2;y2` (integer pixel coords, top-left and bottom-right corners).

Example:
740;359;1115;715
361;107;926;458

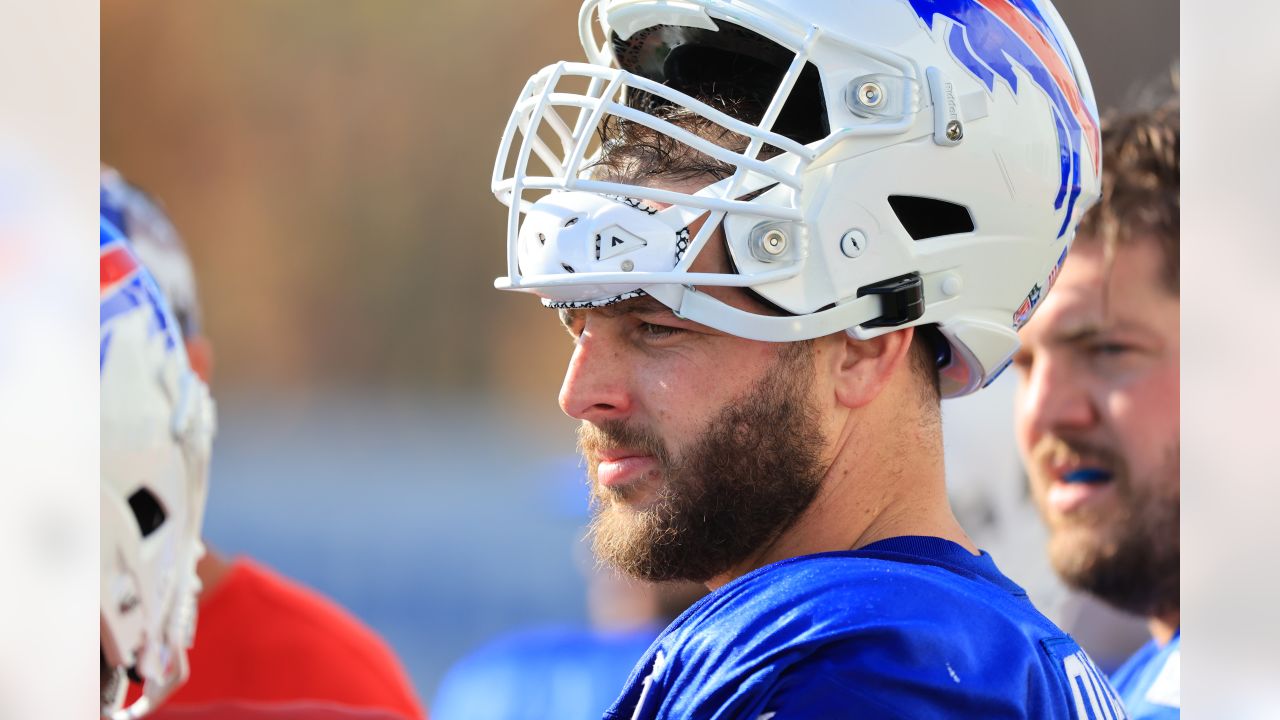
1019;355;1098;439
558;322;632;423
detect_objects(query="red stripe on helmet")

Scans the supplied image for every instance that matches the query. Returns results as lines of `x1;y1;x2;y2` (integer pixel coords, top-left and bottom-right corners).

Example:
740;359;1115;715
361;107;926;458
975;0;1100;174
100;244;140;295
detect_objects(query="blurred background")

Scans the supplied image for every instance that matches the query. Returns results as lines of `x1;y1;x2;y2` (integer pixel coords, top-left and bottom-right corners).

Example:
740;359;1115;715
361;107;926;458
101;0;1178;706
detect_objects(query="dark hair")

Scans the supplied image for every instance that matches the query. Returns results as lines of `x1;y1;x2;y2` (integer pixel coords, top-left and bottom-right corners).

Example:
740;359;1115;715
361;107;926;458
1077;95;1179;294
590;98;774;184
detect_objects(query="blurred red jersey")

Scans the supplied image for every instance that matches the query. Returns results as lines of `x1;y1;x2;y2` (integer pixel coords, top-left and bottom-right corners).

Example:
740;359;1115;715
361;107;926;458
137;558;425;720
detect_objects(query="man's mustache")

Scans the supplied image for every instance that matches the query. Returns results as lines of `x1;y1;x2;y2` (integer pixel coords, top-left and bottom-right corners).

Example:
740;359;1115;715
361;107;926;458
1032;435;1122;478
578;420;671;466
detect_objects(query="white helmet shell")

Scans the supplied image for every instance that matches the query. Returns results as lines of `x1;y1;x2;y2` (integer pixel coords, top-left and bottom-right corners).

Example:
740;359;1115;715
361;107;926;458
100;217;215;719
492;0;1100;396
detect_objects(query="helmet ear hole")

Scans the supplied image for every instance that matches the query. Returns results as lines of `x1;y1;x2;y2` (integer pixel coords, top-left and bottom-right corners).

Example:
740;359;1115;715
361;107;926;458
887;196;975;240
127;488;168;537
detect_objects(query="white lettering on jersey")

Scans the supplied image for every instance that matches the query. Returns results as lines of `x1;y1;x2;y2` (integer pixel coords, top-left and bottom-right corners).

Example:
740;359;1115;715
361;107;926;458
1063;650;1129;719
629;649;667;720
1144;649;1179;708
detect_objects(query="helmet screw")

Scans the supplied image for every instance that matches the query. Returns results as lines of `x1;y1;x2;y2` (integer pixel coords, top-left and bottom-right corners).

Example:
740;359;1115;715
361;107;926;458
856;81;885;108
945;120;963;142
941;274;963;297
621;259;635;272
840;229;867;258
762;229;787;256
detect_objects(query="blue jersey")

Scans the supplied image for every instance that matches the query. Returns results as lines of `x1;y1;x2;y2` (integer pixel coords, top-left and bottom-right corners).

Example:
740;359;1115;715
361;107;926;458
1109;631;1179;719
605;536;1128;719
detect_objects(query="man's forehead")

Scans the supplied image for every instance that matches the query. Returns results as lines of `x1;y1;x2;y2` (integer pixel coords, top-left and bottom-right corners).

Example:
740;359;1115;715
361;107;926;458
1073;231;1177;292
1029;248;1176;343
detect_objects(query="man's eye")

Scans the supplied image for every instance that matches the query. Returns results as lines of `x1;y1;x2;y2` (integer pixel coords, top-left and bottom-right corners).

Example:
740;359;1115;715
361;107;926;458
1089;342;1132;357
558;309;585;339
640;322;683;339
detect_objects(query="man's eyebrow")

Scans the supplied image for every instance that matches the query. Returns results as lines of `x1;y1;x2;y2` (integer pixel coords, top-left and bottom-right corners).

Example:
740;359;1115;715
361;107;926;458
1053;325;1103;345
1052;317;1154;345
558;296;675;326
615;296;676;317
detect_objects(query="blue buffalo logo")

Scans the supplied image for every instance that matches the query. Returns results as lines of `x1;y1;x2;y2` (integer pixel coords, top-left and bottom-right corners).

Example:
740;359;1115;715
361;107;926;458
907;0;1100;238
100;217;180;370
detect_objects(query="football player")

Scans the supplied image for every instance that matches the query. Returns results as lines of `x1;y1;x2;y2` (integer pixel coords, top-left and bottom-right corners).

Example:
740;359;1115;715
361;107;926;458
101;216;216;719
101;168;425;720
488;0;1128;717
1013;97;1180;718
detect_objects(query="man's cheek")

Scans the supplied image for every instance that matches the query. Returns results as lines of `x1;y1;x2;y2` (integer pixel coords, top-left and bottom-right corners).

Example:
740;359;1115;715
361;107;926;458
1112;388;1178;466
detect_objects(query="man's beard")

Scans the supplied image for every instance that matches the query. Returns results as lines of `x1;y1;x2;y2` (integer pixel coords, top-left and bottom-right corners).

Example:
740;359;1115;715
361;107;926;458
580;342;825;583
1042;440;1180;618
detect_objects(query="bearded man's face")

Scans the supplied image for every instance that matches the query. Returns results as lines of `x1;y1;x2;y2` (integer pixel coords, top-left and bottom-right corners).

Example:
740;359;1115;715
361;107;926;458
579;338;824;582
1014;237;1180;617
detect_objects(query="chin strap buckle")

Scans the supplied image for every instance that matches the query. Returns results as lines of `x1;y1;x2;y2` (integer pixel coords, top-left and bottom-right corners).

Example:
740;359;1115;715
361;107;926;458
857;272;925;328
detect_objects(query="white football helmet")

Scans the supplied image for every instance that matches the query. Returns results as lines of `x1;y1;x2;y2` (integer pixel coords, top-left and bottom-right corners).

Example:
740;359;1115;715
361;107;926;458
493;0;1101;396
100;217;215;719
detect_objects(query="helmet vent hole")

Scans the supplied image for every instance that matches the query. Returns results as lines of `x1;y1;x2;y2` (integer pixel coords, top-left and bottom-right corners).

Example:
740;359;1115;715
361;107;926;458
888;196;975;240
564;216;581;228
561;263;576;273
613;24;829;146
127;488;167;537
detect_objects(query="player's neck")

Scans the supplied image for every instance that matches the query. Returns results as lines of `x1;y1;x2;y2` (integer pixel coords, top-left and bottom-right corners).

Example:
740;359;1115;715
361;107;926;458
832;392;976;554
1149;610;1179;646
849;496;979;554
705;406;972;590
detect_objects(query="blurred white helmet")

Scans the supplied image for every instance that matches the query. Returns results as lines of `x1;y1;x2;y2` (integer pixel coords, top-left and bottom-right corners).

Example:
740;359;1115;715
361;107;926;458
493;0;1100;396
100;217;215;719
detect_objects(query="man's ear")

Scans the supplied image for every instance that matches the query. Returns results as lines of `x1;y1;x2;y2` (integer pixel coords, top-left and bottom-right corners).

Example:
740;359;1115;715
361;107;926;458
830;327;915;409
